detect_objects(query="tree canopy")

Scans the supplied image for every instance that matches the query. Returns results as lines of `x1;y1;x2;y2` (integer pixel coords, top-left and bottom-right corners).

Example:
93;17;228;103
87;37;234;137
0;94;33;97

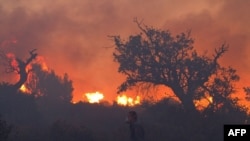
26;64;74;103
112;21;240;114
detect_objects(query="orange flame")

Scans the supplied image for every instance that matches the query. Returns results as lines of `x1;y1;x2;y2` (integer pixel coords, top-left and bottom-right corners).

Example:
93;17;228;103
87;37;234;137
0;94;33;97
35;56;49;71
195;95;213;111
26;56;49;72
85;91;104;103
19;84;31;94
16;55;49;94
83;91;141;106
5;53;49;73
116;94;141;106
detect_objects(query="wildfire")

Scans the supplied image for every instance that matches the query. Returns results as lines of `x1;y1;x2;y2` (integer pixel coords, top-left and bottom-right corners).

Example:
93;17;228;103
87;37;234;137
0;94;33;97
25;55;49;72
195;95;213;111
6;53;19;71
83;91;141;106
85;91;104;103
5;52;49;73
19;84;31;94
35;56;49;71
116;95;141;106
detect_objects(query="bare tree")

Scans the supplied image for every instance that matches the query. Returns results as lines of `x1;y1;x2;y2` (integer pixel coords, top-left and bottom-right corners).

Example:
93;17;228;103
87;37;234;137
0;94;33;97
0;49;37;90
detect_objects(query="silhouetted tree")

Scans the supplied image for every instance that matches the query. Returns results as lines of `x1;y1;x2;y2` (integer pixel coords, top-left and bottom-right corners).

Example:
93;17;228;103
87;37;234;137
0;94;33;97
244;87;250;101
112;20;240;114
26;64;73;103
0;49;37;91
0;50;42;125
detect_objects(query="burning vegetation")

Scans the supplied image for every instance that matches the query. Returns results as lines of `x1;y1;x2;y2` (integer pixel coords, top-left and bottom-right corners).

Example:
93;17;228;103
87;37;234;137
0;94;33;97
0;25;250;141
0;48;246;110
85;91;104;104
0;31;249;112
116;94;141;106
83;92;141;106
19;84;30;94
0;0;250;140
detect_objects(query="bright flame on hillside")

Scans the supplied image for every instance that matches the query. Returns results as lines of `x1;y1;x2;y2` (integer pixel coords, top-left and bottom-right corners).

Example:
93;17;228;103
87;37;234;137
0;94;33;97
85;91;104;103
195;95;213;111
83;91;141;106
116;95;141;106
20;84;31;94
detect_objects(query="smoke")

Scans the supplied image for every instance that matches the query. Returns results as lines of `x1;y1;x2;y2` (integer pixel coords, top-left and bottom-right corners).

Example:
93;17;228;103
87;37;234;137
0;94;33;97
0;0;249;102
162;0;250;97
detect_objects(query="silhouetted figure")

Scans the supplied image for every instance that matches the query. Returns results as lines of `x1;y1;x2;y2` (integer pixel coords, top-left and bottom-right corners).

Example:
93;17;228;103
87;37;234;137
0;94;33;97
126;111;145;141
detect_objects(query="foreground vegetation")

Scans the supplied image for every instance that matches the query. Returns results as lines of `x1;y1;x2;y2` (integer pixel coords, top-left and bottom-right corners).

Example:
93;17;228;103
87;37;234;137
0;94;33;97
0;88;249;141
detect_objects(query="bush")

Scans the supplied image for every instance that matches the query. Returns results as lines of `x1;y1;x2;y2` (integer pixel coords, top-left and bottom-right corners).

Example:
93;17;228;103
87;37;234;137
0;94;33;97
0;117;12;141
50;120;93;141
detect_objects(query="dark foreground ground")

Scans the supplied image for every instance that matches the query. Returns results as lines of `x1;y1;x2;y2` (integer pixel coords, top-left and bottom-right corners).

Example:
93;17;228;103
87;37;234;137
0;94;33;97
1;98;249;141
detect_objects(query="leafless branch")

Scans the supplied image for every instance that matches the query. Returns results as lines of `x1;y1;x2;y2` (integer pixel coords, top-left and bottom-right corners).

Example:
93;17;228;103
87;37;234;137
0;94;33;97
213;44;228;62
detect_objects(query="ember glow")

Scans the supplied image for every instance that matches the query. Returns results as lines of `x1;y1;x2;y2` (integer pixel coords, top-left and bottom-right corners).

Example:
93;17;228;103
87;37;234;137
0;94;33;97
85;91;104;104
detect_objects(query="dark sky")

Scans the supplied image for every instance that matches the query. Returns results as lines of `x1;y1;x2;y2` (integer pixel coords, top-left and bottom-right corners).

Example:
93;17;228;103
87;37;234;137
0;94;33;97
0;0;249;104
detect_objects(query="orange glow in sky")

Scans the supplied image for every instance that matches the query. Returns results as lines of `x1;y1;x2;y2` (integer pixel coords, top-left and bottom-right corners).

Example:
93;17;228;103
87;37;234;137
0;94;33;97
0;0;249;109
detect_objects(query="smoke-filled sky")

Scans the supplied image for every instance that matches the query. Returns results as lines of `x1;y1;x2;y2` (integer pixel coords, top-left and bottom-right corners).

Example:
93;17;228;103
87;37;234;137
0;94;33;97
0;0;249;103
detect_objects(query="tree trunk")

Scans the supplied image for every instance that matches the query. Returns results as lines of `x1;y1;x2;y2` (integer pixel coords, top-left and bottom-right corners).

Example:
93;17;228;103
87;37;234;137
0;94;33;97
13;62;28;90
171;85;200;116
13;49;37;91
181;96;199;115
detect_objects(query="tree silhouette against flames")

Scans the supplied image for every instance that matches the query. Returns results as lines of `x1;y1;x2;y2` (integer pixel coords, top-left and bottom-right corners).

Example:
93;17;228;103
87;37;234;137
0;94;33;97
0;49;37;91
112;19;240;115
